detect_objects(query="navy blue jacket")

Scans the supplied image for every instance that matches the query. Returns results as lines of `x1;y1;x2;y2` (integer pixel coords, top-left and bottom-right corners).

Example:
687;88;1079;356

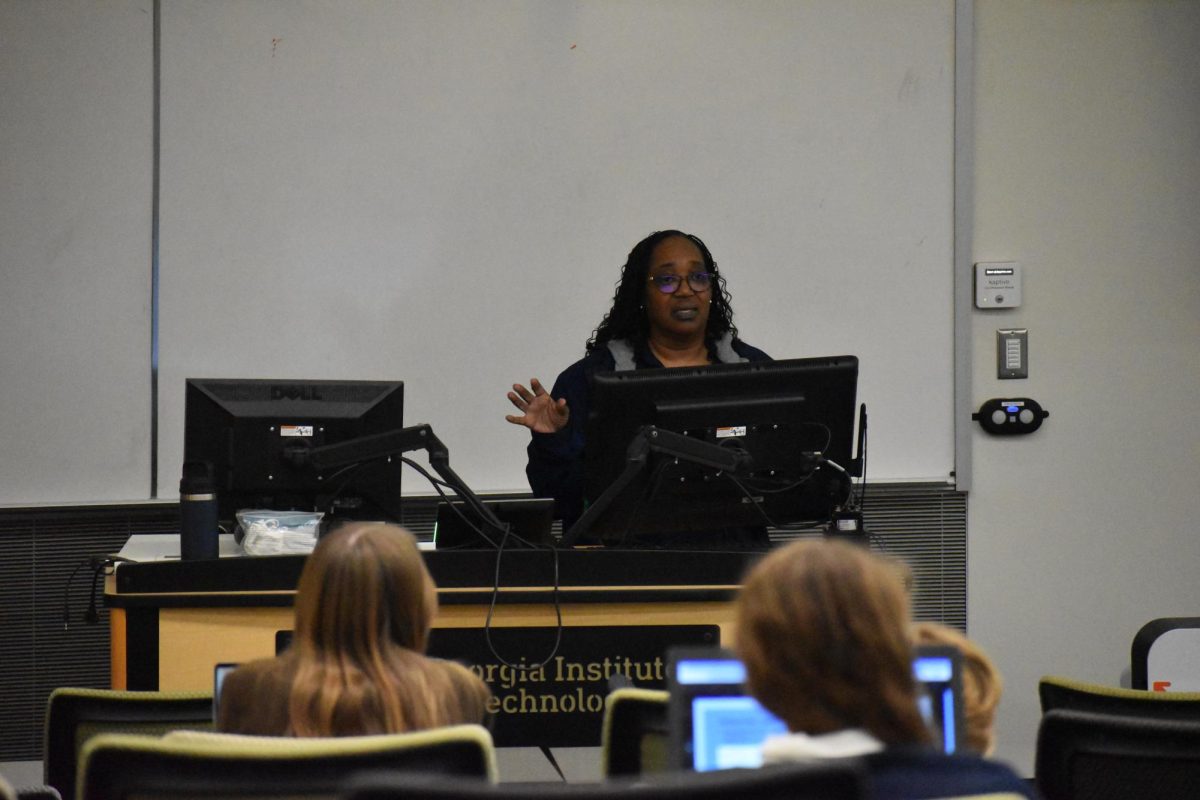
863;747;1038;799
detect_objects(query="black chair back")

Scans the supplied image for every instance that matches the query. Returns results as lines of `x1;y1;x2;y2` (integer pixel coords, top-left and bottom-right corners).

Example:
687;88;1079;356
80;726;495;800
1036;709;1200;800
43;688;212;800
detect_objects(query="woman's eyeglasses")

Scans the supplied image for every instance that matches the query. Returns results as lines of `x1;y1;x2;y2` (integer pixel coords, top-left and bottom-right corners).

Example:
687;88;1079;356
647;272;712;294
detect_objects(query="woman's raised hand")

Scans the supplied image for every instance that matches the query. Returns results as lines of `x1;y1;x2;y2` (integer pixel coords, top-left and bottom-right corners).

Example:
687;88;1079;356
505;378;569;434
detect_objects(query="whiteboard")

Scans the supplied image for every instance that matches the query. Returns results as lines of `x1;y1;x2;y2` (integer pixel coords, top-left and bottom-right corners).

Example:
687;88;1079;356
5;1;956;505
0;0;152;505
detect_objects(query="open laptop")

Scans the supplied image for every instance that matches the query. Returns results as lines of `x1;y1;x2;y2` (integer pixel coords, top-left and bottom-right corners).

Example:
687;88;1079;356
911;643;966;755
666;645;964;771
213;662;240;722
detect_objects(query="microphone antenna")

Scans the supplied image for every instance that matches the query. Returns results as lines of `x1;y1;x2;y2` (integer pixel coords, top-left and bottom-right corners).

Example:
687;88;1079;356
853;404;868;511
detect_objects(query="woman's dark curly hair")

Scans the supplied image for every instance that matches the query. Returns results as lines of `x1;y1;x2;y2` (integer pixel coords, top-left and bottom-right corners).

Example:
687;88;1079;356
586;230;738;353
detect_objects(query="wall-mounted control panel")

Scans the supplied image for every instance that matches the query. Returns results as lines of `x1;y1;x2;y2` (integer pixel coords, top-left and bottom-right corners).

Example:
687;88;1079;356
997;328;1028;379
972;397;1048;435
974;262;1022;308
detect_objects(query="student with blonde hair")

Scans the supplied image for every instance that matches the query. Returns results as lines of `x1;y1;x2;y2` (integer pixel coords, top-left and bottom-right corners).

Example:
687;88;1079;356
218;522;489;736
735;539;1032;799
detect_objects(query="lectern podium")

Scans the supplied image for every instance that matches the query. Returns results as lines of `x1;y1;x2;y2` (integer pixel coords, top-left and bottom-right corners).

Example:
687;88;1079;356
106;537;757;747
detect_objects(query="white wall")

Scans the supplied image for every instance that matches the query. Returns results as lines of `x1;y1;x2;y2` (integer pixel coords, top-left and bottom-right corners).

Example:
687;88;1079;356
969;0;1200;775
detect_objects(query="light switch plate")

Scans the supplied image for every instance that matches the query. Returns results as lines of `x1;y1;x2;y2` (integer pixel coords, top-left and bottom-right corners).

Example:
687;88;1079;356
997;328;1028;379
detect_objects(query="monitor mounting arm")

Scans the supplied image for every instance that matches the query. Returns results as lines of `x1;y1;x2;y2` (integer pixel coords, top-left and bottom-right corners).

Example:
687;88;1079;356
305;424;505;535
560;425;753;548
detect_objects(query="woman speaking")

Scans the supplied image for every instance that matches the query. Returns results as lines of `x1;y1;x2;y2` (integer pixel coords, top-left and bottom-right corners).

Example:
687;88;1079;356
505;229;770;545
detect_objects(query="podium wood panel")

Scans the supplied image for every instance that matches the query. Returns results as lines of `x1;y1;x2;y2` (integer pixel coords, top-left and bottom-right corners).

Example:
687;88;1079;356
146;599;735;692
108;548;752;691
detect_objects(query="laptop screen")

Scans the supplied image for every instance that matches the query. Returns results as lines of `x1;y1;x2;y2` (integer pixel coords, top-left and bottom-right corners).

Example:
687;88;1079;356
212;662;239;722
668;645;963;771
912;646;964;754
674;657;788;771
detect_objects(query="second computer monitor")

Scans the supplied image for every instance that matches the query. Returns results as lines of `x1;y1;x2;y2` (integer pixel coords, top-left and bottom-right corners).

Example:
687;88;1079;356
183;378;404;528
579;355;860;543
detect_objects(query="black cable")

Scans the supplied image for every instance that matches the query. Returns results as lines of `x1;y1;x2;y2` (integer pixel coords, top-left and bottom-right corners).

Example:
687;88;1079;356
725;474;793;530
61;559;90;630
483;523;563;671
728;457;859;535
599;450;837;542
390;455;564;673
398;457;544;551
735;468;818;494
718;428;831;491
320;459;387;516
400;457;504;550
64;555;133;629
797;421;834;455
85;559;104;625
819;458;858;509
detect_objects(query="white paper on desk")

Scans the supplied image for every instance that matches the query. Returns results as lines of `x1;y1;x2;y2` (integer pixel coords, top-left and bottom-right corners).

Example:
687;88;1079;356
242;526;317;555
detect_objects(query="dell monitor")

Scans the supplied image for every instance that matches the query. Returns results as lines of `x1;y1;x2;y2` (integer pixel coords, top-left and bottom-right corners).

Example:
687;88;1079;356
567;355;860;546
183;378;404;529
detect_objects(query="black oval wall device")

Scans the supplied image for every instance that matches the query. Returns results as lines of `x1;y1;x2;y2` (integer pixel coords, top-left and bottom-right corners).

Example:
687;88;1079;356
972;397;1049;435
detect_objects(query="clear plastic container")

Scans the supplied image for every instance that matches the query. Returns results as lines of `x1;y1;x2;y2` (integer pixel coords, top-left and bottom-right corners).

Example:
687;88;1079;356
235;509;324;555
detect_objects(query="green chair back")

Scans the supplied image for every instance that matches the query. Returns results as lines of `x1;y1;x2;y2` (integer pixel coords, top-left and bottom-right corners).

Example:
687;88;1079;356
600;687;670;778
1038;675;1200;721
78;725;496;800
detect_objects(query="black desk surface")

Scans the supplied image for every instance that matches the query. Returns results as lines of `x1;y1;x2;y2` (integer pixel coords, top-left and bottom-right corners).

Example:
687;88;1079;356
109;547;764;606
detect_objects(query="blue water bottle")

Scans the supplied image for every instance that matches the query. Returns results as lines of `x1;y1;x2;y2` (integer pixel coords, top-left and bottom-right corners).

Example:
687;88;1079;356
180;461;219;560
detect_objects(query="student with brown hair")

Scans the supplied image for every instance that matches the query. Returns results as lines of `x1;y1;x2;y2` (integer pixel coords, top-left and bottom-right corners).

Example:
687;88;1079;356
218;522;489;736
734;540;1033;799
